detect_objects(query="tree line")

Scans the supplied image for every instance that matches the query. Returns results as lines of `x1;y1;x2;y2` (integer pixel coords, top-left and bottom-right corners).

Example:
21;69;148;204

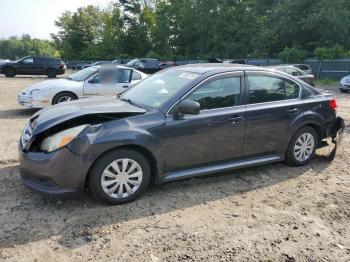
0;35;58;60
1;0;350;62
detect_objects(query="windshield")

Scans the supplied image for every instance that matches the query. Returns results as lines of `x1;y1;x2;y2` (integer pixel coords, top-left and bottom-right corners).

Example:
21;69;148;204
121;70;200;108
68;67;99;81
126;59;138;67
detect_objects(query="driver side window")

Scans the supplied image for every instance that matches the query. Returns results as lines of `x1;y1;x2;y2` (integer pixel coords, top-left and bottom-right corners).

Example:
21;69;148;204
22;57;33;64
185;77;241;110
92;69;132;84
94;70;119;84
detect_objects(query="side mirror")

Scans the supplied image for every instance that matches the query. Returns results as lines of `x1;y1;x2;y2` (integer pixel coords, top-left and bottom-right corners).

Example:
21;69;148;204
177;100;200;115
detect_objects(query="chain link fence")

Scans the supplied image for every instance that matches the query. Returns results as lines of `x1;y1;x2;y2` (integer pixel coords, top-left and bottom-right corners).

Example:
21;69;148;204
65;58;350;80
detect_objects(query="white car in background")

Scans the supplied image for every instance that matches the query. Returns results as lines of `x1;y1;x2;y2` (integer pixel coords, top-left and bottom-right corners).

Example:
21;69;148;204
339;75;350;92
18;65;148;108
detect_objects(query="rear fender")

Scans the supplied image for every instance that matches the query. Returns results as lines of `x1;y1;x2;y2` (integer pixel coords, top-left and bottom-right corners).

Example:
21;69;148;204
285;111;326;150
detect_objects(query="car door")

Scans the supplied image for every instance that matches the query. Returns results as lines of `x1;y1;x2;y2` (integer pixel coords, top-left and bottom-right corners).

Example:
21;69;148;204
83;69;132;97
17;57;36;74
243;71;302;157
162;72;246;173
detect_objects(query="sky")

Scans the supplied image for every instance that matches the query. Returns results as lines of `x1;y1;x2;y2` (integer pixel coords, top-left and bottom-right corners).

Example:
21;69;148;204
0;0;111;40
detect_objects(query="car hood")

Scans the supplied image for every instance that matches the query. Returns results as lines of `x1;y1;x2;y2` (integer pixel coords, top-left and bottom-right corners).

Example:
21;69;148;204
23;79;82;93
30;97;147;135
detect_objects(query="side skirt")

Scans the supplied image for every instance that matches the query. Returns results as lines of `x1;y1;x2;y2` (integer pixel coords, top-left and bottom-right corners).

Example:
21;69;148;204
162;155;284;183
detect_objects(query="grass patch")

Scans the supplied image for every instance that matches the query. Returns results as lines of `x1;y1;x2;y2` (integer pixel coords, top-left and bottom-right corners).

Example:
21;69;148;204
315;79;339;86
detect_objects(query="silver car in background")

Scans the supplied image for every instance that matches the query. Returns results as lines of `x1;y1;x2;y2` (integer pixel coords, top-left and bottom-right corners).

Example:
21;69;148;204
18;65;148;108
268;65;315;86
339;75;350;92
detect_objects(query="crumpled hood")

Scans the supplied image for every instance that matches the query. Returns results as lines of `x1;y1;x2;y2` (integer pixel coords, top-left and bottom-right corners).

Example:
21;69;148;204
30;97;146;135
23;79;82;93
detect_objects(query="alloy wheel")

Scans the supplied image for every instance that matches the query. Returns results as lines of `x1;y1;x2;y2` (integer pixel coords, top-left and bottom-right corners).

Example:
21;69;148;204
293;132;315;162
57;96;73;103
101;158;143;199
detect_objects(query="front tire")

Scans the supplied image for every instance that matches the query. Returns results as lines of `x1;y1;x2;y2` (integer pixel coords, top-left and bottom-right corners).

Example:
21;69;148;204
3;67;16;77
52;92;77;105
285;126;318;166
88;149;151;205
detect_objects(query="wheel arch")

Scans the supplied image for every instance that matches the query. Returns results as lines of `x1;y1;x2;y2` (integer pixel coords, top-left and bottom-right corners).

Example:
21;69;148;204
285;121;323;153
52;91;78;105
84;144;159;188
2;66;16;73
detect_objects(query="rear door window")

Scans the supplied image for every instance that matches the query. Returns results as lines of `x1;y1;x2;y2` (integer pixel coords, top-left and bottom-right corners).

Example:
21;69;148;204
247;75;299;104
131;71;142;80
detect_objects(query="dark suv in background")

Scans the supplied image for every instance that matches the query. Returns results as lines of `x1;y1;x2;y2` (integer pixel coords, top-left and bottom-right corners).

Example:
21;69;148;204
0;56;66;78
126;58;161;74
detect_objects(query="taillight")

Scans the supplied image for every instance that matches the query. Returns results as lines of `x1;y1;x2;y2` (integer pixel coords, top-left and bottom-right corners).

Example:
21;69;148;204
329;99;337;110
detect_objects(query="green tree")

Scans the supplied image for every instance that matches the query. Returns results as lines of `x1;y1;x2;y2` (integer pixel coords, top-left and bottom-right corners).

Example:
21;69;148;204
0;35;58;60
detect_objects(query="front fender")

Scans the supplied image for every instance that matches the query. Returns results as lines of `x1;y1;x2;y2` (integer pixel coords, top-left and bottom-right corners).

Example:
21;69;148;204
44;86;83;104
68;114;165;184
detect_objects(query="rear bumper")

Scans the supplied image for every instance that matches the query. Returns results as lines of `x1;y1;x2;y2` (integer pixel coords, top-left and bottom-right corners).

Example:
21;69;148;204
332;117;345;143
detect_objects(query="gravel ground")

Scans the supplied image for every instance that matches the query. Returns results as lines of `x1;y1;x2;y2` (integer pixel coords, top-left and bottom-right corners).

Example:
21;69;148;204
0;73;349;261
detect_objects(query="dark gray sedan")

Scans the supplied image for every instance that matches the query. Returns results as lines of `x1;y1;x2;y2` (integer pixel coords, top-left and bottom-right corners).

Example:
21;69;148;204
19;64;344;204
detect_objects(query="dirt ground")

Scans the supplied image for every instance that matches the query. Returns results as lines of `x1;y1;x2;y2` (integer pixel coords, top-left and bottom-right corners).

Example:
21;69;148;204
0;72;349;262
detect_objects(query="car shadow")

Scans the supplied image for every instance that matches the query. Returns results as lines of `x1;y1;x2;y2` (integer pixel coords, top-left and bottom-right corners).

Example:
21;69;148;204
0;75;67;80
0;156;332;249
0;108;40;119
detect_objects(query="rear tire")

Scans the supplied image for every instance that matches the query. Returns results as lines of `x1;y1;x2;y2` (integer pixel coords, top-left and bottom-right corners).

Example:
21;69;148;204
3;67;16;77
340;89;348;93
285;126;318;166
88;149;151;205
52;92;77;105
47;69;57;78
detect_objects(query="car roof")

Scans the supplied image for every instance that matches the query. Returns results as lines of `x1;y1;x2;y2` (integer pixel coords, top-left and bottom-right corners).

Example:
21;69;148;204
173;63;262;74
91;65;146;76
266;65;299;69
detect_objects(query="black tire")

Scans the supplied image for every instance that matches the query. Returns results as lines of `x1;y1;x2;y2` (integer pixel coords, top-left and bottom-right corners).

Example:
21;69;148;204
88;149;151;205
340;89;348;93
285;126;318;166
47;69;57;78
3;67;16;77
52;92;77;105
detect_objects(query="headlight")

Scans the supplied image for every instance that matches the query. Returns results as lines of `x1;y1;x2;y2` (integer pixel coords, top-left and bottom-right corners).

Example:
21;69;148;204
40;125;87;152
30;89;41;95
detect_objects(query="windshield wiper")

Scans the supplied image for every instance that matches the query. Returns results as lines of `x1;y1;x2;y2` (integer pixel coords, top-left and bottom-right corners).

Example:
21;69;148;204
120;97;136;106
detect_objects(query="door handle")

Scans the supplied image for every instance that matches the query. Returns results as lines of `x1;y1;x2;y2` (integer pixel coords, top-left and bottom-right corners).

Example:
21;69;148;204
122;85;129;88
287;107;299;114
230;115;244;124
